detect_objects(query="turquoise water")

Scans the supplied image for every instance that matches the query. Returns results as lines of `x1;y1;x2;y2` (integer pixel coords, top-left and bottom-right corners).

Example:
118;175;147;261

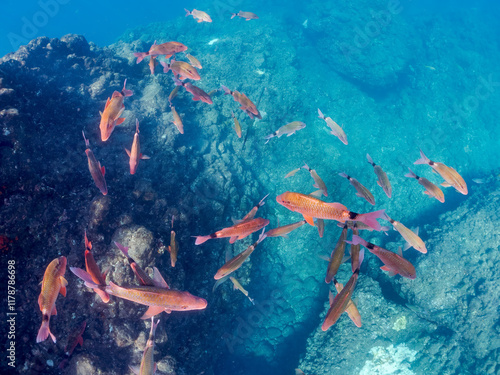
1;0;500;374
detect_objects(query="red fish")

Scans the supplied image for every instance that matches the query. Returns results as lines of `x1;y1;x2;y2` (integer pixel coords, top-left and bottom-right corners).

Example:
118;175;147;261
83;231;110;303
276;191;385;230
172;76;212;104
99;80;133;141
195;218;269;245
82;131;107;195
347;235;416;279
134;41;188;64
37;256;67;343
125;119;150;175
160;60;201;80
220;85;262;119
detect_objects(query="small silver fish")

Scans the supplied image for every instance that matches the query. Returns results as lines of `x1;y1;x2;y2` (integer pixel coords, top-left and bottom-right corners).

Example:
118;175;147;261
264;121;306;144
339;172;375;205
366;154;392;198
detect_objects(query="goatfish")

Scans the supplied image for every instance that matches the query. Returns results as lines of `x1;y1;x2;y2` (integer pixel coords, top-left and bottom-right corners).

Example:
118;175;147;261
333;281;361;327
236;193;269;223
195;217;269;245
129;318;159;375
366;154;392;198
37;256;67;343
168;218;178;267
58;321;86;369
230;277;255;304
126;119;150;175
276;191;385;231
316;218;325;238
231;11;259;20
347;235;416;279
264;121;306;144
318;108;347;145
185;53;202;69
325;224;348;283
148;56;158;75
134;41;187;64
185;8;212;22
70;268;206;319
405;168;444;203
99;79;133;141
170;103;184;134
214;230;266;279
220;85;262;119
231;111;242;138
384;213;427;254
339;172;375;205
83;231;110;303
172;76;212;104
168;86;180;102
114;242;156;286
265;220;306;238
349;223;361;273
82;132;107;195
284;168;301;178
160;60;200;80
321;250;364;331
414;150;467;195
303;162;328;197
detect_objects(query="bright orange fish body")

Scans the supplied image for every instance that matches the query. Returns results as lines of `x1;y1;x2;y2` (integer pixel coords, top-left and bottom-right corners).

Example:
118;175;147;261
195;217;269;245
221;85;262;119
125;119;150;175
83;132;107;195
276;191;384;231
134;41;187;64
161;60;200;80
83;232;110;303
99;80;133;141
37;256;67;343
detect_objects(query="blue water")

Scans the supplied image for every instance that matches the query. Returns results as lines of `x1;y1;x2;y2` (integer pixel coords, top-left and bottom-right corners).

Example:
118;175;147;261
2;0;500;374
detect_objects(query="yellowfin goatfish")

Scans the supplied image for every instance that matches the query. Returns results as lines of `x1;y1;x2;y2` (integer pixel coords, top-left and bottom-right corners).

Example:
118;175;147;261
264;121;306;144
414;150;467;195
284;168;301;178
231;111;242;138
318;108;347;145
265;220;306;238
302;162;328;197
231;11;259;20
129;318;159;375
230;277;255;304
82;131;107;195
384;213;427;254
333;281;362;327
185;53;202;69
366;154;392;198
125;119;150;175
405;168;444;203
325;224;348;283
339;172;375;205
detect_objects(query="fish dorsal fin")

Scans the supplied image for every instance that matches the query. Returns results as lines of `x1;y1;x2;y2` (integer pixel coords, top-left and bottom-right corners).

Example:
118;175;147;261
101;166;105;176
302;214;315;226
125;148;131;157
104;98;111;109
152;267;169;289
59;277;68;297
116;117;126;125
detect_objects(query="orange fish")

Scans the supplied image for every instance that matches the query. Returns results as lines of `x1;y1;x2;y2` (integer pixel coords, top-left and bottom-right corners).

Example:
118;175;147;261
82;131;107;195
186;53;202;69
37;256;67;343
405;168;444;203
214;230;266;279
170;103;184;134
367;154;392;198
99;79;133;141
148;55;158;75
168;85;180;103
220;85;262;119
185;8;212;22
321;251;364;331
160;60;200;80
83;231;110;303
349;223;361;273
333;281;361;327
231;111;242;138
168;217;178;267
133;41;188;64
195;217;269;245
125;119;150;175
414;150;467;195
231;11;259;20
265;220;306;238
172;76;212;104
129;318;159;375
325;224;348;283
384;213;427;254
276;191;385;231
348;235;416;279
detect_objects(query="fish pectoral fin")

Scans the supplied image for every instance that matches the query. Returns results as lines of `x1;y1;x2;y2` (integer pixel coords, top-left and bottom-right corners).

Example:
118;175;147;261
128;365;140;375
99;110;103;116
141;154;151;160
302;214;315;226
423;191;431;196
197;19;202;22
286;132;294;137
101;166;105;176
115;117;126;125
441;182;452;187
77;336;83;346
341;254;351;264
377;181;382;187
59;285;67;297
318;255;331;262
380;265;397;277
125;148;131;157
355;192;364;198
104;98;111;109
152;267;170;289
51;305;57;316
229;236;239;244
140;305;165;320
165;309;172;314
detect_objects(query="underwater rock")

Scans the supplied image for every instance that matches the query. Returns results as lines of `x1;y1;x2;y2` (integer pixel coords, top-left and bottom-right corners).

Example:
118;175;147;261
88;195;111;230
112;225;155;270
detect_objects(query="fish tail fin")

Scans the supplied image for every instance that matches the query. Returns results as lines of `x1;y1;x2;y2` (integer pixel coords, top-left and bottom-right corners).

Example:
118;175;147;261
356;209;385;231
133;52;147;64
345;234;364;246
121;79;133;97
264;132;276;144
220;85;231;95
404;168;418;179
338;172;349;179
135;119;140;133
317;108;325;119
82;131;89;148
69;267;100;289
194;235;212;245
37;319;56;343
172;75;183;87
114;241;129;257
94;289;110;303
366;153;374;166
184;8;191;16
357;249;365;270
414;149;430;165
302;161;309;170
257;228;267;243
231;13;237;19
160;61;170;74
